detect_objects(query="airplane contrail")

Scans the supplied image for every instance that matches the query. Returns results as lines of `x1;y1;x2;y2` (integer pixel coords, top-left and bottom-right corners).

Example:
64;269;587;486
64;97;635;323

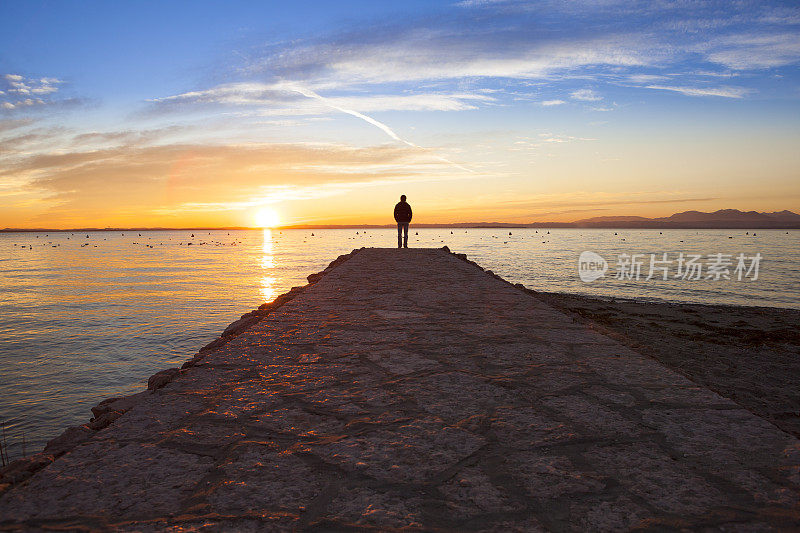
283;84;474;174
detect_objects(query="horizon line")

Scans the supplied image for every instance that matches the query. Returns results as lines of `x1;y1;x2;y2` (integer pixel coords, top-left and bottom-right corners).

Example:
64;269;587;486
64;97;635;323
4;209;798;233
4;224;800;232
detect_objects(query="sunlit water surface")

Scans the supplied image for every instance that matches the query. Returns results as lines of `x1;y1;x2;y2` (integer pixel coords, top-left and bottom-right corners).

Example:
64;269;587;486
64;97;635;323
1;228;798;457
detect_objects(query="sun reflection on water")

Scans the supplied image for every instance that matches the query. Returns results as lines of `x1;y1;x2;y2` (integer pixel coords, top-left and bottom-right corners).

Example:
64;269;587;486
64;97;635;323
261;229;278;302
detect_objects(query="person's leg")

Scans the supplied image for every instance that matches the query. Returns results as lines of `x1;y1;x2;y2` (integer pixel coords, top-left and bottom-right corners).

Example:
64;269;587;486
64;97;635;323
397;223;402;248
403;223;409;248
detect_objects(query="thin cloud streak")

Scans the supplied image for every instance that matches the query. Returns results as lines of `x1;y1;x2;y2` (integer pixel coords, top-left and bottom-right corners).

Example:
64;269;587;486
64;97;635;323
286;84;408;143
151;83;493;113
282;83;475;174
644;85;752;98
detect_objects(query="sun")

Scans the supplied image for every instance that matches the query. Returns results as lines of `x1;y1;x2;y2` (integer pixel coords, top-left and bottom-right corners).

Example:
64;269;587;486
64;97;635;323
254;207;280;228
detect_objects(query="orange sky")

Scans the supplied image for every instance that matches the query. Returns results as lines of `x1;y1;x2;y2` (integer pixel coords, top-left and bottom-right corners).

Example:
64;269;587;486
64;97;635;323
2;2;799;229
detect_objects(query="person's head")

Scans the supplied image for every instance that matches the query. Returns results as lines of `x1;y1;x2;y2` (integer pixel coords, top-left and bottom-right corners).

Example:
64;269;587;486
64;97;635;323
400;194;406;202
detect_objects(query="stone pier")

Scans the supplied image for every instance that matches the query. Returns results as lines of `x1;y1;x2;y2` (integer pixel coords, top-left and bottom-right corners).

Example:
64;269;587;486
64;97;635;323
0;248;798;531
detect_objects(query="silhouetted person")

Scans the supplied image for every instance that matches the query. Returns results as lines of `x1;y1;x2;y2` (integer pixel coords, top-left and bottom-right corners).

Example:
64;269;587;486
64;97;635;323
394;194;412;248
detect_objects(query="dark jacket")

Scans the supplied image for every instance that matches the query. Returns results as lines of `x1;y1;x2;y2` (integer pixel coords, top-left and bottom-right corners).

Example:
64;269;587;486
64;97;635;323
394;201;412;223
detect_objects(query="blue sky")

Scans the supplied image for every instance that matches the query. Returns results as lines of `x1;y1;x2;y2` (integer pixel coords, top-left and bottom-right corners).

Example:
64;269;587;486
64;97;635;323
1;0;798;227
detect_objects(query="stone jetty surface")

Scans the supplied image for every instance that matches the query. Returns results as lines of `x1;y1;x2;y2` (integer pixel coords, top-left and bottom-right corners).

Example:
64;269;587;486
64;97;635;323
1;248;798;531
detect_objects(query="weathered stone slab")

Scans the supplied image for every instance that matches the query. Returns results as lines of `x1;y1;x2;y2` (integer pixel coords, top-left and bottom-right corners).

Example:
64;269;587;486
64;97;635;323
0;441;213;520
208;442;326;514
0;247;797;530
299;417;485;483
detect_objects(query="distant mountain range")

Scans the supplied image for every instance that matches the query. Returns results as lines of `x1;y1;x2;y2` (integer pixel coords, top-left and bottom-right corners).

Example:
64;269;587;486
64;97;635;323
3;209;800;232
571;209;800;229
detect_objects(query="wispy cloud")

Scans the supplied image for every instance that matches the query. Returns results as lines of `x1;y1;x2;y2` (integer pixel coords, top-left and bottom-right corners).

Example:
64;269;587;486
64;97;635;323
625;74;669;83
706;33;800;70
152;82;494;114
512;133;596;150
0;118;35;133
230;1;799;106
570;88;602;101
644;85;752;98
454;0;509;7
263;33;655;87
540;99;565;106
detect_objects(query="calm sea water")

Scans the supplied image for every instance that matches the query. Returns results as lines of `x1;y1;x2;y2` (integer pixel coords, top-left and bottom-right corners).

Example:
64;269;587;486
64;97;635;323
1;228;798;458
